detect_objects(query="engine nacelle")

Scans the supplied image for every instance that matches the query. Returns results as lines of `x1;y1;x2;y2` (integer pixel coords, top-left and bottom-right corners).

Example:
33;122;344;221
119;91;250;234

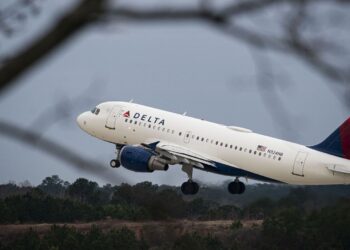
119;146;169;172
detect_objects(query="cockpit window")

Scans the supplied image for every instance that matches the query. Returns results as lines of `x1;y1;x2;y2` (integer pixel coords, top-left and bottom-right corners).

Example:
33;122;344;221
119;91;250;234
90;107;100;115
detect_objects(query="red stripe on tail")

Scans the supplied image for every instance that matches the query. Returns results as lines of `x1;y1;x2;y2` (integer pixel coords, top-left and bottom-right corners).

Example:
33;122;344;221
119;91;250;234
340;118;350;160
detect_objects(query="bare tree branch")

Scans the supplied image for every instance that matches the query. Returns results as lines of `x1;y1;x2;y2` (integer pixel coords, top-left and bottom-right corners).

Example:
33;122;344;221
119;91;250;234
0;0;349;94
104;0;285;23
250;49;300;140
0;0;348;186
30;80;105;134
0;119;126;184
108;1;350;85
0;0;104;93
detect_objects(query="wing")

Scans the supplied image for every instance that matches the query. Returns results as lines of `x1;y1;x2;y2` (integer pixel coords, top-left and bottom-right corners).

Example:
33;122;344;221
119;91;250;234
141;140;218;168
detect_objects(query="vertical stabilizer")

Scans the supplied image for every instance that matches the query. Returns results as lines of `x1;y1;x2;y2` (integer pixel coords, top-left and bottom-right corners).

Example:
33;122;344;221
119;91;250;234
309;117;350;160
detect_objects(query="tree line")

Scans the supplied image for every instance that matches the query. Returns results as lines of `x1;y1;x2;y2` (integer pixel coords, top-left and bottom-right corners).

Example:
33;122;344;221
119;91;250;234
0;175;350;249
0;176;242;223
1;175;350;223
1;200;350;250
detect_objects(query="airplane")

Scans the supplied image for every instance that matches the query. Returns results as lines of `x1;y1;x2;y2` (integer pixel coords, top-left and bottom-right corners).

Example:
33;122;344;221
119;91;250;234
77;101;350;195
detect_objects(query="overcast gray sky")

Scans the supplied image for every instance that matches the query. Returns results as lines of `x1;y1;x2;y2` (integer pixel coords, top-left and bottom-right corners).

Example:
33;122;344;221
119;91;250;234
0;0;348;186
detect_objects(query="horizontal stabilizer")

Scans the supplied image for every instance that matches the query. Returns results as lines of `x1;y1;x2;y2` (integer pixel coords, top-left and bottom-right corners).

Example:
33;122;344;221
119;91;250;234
326;164;350;174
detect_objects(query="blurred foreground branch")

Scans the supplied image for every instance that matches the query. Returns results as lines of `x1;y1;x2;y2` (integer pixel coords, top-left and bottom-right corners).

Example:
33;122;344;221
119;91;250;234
0;119;124;183
0;0;349;94
0;0;104;92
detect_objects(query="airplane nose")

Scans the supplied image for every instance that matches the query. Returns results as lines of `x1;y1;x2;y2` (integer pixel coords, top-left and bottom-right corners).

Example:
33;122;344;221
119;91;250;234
76;112;87;129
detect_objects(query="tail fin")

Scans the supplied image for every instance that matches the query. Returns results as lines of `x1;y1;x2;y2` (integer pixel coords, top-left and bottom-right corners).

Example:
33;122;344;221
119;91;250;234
310;117;350;160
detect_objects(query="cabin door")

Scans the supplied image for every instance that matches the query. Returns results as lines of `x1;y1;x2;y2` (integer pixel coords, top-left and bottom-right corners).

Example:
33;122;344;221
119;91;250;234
292;152;308;176
105;106;121;129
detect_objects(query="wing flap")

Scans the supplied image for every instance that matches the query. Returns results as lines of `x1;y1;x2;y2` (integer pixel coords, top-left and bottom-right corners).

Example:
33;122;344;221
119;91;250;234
142;139;216;167
156;142;215;167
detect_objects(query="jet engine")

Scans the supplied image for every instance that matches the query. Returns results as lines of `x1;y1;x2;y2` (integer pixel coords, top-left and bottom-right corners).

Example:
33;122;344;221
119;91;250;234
119;146;169;172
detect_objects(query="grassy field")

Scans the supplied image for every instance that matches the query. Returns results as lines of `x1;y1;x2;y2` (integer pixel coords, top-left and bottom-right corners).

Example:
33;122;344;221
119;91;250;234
0;219;261;238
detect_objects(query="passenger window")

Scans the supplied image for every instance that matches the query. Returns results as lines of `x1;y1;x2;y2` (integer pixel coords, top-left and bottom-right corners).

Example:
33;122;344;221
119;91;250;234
249;149;252;153
230;145;232;149
216;141;219;145
134;121;137;125
158;127;161;130
225;144;228;147
125;119;128;122
167;129;170;133
220;142;223;146
179;132;182;136
172;130;174;134
278;157;281;161
235;146;238;150
201;138;204;141
153;126;156;129
259;152;262;156
148;124;151;128
162;128;165;132
196;136;200;140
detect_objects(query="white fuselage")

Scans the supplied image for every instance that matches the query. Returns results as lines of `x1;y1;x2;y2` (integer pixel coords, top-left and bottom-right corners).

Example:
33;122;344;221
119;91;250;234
77;101;350;185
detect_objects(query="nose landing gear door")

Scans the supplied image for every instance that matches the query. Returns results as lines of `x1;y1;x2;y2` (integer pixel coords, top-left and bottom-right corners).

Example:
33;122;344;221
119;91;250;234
105;106;122;129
